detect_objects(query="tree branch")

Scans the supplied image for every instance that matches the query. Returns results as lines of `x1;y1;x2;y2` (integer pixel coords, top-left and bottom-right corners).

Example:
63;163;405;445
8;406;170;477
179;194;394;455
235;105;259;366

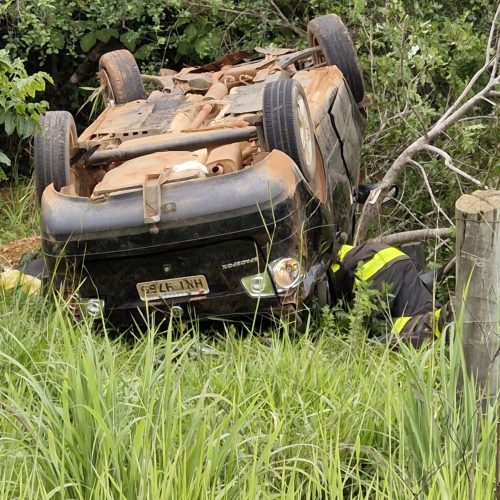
353;8;500;243
422;144;487;187
189;1;306;36
408;159;455;227
369;227;453;246
269;1;306;37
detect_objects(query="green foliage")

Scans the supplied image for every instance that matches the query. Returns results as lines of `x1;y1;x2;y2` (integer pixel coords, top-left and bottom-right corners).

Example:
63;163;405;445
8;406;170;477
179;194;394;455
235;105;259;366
348;279;382;340
0;183;39;243
352;1;498;238
0;50;51;180
0;0;497;237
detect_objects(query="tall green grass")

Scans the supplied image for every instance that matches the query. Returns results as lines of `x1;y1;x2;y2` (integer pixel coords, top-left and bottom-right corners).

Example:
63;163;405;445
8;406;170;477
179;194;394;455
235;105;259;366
0;287;497;499
0;180;39;243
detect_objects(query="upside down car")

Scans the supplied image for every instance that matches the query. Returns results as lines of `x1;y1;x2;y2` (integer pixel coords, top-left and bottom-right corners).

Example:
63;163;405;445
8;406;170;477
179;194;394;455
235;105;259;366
35;14;368;325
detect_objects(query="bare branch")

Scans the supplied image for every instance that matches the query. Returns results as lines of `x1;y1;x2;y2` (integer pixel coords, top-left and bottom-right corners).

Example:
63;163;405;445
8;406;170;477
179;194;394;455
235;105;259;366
188;1;306;36
354;8;500;243
486;4;500;66
422;144;487;187
269;1;306;37
458;115;498;122
408;159;455;227
443;256;457;275
491;34;500;78
369;228;453;246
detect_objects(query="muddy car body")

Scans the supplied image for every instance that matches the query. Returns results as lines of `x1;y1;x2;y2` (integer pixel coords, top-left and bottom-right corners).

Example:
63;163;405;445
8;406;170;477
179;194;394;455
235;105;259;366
37;15;367;325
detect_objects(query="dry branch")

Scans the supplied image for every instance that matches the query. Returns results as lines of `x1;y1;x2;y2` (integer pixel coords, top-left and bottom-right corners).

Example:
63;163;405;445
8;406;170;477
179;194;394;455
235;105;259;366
408;159;455;227
354;5;500;243
422;145;487;187
369;227;453;246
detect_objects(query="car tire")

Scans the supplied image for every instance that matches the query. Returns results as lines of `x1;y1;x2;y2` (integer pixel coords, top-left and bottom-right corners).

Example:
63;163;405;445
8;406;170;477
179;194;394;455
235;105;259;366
98;49;144;105
262;79;316;182
307;14;364;103
34;111;77;204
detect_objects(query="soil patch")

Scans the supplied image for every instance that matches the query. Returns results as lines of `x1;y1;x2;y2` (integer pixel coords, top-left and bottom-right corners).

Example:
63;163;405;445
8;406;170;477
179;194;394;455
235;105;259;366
0;236;41;269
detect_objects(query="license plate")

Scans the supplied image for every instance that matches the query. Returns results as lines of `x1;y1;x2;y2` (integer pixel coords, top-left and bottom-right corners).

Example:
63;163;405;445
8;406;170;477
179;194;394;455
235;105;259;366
137;275;209;301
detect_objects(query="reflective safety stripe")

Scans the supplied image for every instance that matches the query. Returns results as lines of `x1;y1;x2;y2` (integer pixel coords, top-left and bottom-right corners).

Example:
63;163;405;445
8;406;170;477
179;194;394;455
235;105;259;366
356;247;407;282
338;244;354;262
331;244;354;273
434;308;442;338
391;316;412;334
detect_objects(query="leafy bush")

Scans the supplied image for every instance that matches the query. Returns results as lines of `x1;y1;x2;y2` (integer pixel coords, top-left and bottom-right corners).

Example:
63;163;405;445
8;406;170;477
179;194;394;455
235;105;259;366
0;50;51;180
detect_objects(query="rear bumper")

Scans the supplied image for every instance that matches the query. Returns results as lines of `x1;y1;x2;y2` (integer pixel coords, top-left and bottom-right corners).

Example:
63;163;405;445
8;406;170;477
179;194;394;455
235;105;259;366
42;150;300;248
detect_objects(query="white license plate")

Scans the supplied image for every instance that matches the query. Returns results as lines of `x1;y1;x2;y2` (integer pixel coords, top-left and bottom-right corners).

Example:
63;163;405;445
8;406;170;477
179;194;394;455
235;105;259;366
137;275;209;301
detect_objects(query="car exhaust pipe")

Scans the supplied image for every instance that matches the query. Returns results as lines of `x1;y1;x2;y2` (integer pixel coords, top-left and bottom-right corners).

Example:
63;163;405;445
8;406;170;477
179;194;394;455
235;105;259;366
86;126;258;166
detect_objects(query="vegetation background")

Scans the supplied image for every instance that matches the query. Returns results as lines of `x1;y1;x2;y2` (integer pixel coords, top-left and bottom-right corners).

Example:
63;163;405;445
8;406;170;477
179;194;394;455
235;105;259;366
1;0;498;237
0;0;499;497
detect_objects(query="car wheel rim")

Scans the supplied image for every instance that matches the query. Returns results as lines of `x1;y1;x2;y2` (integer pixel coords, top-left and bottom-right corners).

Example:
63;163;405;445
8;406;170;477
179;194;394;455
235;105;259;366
99;69;116;107
311;35;326;65
297;94;314;176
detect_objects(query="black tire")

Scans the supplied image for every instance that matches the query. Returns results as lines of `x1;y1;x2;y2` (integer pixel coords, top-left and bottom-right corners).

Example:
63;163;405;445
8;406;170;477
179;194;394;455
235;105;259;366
34;111;77;204
307;14;364;103
262;79;316;182
98;49;144;105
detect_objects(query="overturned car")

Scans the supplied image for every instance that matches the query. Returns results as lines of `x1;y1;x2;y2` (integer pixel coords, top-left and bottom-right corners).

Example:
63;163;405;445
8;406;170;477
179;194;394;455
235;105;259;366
36;14;367;325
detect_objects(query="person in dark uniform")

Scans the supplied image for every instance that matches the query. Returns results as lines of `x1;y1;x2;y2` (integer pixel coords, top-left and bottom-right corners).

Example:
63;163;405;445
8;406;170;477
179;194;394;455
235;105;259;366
330;242;453;347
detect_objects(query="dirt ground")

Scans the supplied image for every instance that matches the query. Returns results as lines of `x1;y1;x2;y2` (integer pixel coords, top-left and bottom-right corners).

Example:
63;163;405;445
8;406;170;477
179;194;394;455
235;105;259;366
0;236;41;269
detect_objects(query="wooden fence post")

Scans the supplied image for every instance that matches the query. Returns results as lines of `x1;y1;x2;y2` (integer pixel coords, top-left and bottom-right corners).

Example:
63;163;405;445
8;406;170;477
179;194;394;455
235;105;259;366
456;190;500;396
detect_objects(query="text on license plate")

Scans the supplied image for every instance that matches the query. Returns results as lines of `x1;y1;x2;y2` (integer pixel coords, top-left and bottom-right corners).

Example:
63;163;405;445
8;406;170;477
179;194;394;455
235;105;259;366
136;275;209;301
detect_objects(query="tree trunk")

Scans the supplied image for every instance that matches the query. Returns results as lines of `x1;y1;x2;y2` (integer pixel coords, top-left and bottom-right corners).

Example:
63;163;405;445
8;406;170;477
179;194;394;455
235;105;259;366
456;190;500;397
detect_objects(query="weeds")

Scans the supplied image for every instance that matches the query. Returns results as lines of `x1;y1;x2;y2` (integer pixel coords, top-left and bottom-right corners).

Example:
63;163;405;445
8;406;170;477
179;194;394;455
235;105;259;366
0;181;39;243
0;286;497;499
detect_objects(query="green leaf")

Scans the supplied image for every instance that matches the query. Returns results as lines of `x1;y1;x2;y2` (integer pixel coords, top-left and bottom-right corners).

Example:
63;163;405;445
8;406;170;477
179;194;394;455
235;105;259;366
134;43;156;60
184;23;198;41
95;28;119;43
51;32;65;50
80;32;97;53
4;112;15;136
23;119;35;138
0;151;11;166
120;31;138;52
16;115;26;137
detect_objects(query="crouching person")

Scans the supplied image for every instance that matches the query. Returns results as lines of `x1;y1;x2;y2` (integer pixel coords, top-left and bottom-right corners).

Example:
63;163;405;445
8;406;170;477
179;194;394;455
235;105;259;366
330;242;454;347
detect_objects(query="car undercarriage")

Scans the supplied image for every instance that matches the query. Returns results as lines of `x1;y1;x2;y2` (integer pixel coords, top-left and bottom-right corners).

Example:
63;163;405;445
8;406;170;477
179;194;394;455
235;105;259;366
36;14;367;325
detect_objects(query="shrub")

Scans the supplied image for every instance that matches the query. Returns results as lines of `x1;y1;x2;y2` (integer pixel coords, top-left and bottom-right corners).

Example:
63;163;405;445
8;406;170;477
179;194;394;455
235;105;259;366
0;50;51;180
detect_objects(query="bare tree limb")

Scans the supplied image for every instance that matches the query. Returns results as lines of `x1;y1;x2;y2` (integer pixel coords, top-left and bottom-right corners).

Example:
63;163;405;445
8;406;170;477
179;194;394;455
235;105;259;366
369;228;453;246
486;4;500;64
189;1;306;37
443;256;457;275
408;159;455;227
269;0;306;37
422;144;487;187
353;7;500;243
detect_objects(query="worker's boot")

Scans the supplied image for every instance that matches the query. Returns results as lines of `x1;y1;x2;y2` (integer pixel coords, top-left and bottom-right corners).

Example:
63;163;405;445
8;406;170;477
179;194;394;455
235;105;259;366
390;298;455;348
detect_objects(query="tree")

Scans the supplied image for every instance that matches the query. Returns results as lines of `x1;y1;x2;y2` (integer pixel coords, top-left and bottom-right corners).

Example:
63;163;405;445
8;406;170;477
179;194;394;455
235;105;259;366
355;5;500;244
